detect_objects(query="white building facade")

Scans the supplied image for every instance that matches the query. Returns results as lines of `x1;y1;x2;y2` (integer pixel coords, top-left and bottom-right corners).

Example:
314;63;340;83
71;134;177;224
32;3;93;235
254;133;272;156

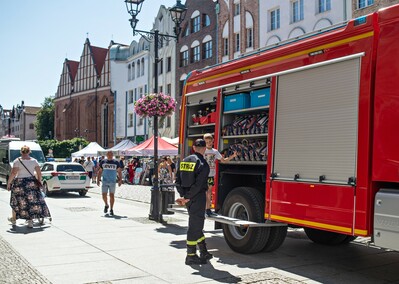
259;0;352;47
110;38;150;143
148;5;178;139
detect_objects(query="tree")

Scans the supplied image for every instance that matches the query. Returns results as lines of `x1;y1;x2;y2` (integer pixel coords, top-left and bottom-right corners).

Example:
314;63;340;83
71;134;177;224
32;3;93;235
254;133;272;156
39;138;89;158
35;97;54;140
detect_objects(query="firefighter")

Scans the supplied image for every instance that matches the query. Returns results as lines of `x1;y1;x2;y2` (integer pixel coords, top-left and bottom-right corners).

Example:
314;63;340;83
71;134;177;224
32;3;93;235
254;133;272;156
176;139;212;265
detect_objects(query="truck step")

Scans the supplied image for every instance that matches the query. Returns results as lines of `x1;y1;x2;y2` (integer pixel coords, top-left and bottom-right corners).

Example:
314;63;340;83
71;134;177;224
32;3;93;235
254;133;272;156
168;205;286;228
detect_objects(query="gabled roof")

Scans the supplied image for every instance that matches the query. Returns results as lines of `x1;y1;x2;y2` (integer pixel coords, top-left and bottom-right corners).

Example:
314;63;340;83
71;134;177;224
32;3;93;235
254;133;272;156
24;106;41;115
66;60;79;81
90;45;108;76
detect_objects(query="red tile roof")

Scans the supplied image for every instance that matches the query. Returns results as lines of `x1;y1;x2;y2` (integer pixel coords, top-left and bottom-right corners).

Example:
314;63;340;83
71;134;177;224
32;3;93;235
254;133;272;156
67;60;79;81
90;46;108;76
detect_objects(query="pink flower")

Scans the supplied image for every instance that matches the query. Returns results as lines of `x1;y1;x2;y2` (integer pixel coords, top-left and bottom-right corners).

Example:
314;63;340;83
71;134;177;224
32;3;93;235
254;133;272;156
134;92;176;117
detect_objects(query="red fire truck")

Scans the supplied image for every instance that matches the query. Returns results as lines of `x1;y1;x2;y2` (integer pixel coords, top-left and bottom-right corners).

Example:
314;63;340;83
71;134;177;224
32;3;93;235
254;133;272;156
178;5;399;253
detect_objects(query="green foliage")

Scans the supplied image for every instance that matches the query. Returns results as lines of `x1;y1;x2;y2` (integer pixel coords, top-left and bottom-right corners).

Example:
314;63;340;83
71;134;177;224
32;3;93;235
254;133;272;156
35;97;55;140
39;138;89;158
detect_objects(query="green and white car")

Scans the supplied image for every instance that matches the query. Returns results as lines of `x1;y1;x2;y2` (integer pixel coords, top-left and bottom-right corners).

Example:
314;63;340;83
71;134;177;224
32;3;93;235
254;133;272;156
41;162;90;196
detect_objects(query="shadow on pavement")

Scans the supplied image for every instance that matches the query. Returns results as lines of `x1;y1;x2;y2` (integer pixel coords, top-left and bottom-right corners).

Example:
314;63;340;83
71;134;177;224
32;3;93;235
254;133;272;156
7;224;51;235
156;223;187;236
46;192;91;199
191;262;242;283
103;214;128;220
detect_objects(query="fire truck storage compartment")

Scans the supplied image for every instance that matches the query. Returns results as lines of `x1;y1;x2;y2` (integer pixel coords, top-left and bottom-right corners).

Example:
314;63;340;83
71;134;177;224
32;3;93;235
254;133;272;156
224;93;250;112
272;57;360;184
184;90;217;156
250;88;270;108
374;189;399;251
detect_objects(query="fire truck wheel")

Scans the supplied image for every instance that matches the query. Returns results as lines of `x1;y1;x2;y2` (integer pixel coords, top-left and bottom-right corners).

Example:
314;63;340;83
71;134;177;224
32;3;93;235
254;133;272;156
262;226;288;252
222;187;269;254
304;227;348;245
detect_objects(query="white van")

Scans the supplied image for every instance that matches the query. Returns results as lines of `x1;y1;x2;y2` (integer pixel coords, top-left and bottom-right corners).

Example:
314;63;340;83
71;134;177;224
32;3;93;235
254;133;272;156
0;139;46;185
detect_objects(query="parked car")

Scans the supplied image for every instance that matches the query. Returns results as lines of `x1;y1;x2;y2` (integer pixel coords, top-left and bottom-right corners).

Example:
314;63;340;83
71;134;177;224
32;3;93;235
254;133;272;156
41;162;90;196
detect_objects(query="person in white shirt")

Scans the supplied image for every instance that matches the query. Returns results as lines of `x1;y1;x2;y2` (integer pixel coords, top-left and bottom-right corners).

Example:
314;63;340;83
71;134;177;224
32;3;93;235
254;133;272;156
203;133;237;217
83;157;95;182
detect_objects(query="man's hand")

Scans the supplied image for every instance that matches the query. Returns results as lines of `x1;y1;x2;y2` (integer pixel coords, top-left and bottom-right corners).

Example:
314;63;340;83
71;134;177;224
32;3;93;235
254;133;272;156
176;198;190;206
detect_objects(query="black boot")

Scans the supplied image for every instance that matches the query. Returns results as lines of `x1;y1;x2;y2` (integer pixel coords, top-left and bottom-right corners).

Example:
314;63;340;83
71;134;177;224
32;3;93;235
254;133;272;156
185;245;207;265
198;241;213;260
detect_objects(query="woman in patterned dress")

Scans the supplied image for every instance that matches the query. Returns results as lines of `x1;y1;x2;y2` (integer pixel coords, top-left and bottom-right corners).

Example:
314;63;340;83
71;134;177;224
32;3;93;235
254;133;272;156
158;156;172;187
6;145;51;228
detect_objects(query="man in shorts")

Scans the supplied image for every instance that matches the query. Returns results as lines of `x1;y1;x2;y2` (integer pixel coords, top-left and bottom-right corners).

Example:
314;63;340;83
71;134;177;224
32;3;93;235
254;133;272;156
203;133;237;217
97;151;122;216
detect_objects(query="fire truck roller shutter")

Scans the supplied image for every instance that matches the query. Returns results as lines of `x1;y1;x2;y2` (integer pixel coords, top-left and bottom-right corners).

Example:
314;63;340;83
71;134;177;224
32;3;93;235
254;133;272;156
272;58;360;184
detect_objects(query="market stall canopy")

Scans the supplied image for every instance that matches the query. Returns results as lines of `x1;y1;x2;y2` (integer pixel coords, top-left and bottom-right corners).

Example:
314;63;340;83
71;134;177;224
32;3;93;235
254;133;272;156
98;139;136;156
161;137;179;146
71;142;105;158
124;136;178;156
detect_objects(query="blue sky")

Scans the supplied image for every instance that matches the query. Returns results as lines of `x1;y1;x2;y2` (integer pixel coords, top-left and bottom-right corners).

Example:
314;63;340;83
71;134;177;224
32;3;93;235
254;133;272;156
0;0;178;109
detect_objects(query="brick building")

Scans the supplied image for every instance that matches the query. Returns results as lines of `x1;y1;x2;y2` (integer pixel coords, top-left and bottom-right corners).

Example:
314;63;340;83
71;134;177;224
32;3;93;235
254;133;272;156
175;0;218;136
352;0;399;17
217;0;259;62
54;38;114;148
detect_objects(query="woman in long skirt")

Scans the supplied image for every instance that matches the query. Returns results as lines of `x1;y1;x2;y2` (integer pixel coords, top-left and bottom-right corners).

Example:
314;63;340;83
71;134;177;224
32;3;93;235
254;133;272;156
7;145;51;228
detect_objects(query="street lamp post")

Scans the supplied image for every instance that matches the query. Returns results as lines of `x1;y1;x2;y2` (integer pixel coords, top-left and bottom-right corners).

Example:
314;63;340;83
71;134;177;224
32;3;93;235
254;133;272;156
124;0;186;222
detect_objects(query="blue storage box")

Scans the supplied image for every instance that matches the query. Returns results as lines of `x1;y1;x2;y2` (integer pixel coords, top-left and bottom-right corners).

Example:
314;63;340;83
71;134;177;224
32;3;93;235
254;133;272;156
224;93;250;111
250;88;270;108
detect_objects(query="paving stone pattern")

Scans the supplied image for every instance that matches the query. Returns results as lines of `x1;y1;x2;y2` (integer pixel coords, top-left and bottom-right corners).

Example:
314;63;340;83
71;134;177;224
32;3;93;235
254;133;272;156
0;235;50;284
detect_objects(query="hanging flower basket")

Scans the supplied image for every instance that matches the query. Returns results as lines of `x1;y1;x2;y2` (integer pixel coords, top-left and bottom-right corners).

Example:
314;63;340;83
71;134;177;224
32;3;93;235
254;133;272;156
134;93;176;118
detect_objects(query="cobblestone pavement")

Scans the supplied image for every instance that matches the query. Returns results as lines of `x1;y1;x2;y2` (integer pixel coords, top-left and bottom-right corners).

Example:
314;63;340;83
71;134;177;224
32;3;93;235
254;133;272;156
0;235;50;284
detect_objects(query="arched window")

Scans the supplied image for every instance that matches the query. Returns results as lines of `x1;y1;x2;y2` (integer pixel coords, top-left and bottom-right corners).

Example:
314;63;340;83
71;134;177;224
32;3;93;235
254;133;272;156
128;64;131;81
141;58;145;76
132;62;135;79
137;60;141;77
202;14;210;27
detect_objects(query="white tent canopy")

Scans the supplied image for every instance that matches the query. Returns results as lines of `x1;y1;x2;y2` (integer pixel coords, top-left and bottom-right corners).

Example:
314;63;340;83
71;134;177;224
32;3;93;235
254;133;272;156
71;142;105;158
161;137;179;146
98;139;136;156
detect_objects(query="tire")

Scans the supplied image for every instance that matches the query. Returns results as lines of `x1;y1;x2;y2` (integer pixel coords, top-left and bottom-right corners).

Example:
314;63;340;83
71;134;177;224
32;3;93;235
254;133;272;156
222;187;269;254
79;190;87;197
43;183;52;197
304;227;348;245
262;226;288;252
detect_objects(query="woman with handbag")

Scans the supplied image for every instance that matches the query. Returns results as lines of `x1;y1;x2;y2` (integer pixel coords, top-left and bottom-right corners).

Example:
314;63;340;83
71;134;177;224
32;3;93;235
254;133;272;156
6;145;51;228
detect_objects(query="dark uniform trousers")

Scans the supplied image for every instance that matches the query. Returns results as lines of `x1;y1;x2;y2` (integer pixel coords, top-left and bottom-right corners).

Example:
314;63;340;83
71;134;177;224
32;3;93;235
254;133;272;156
186;191;206;249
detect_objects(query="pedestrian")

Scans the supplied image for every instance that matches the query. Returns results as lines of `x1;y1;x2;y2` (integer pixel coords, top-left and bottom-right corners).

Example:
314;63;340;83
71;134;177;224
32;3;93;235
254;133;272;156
97;151;122;216
6;145;51;228
79;156;85;165
167;156;176;181
83;157;94;181
92;157;98;183
203;133;237;217
158;156;172;187
175;139;212;265
148;158;155;186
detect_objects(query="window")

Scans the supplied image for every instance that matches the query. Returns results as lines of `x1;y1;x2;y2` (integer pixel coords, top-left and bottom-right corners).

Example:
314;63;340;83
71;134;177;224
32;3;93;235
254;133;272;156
137;60;141;77
203;40;212;59
180;50;189;67
270;8;280;31
132;62;135;79
318;0;331;13
128;65;131;81
358;0;374;9
159;60;163;75
29;123;34;129
141;58;144;76
191;16;200;33
235;33;240;52
167;84;171;95
167;57;172;72
203;14;210;27
246;28;253;48
128;113;133;127
234;3;240;16
166;116;171;128
128;90;134;104
292;0;304;23
223;38;229;56
159;86;163;93
191;46;200;63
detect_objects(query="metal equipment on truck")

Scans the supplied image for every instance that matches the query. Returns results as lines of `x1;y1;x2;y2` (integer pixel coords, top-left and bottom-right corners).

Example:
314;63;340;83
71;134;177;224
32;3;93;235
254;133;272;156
178;5;399;253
